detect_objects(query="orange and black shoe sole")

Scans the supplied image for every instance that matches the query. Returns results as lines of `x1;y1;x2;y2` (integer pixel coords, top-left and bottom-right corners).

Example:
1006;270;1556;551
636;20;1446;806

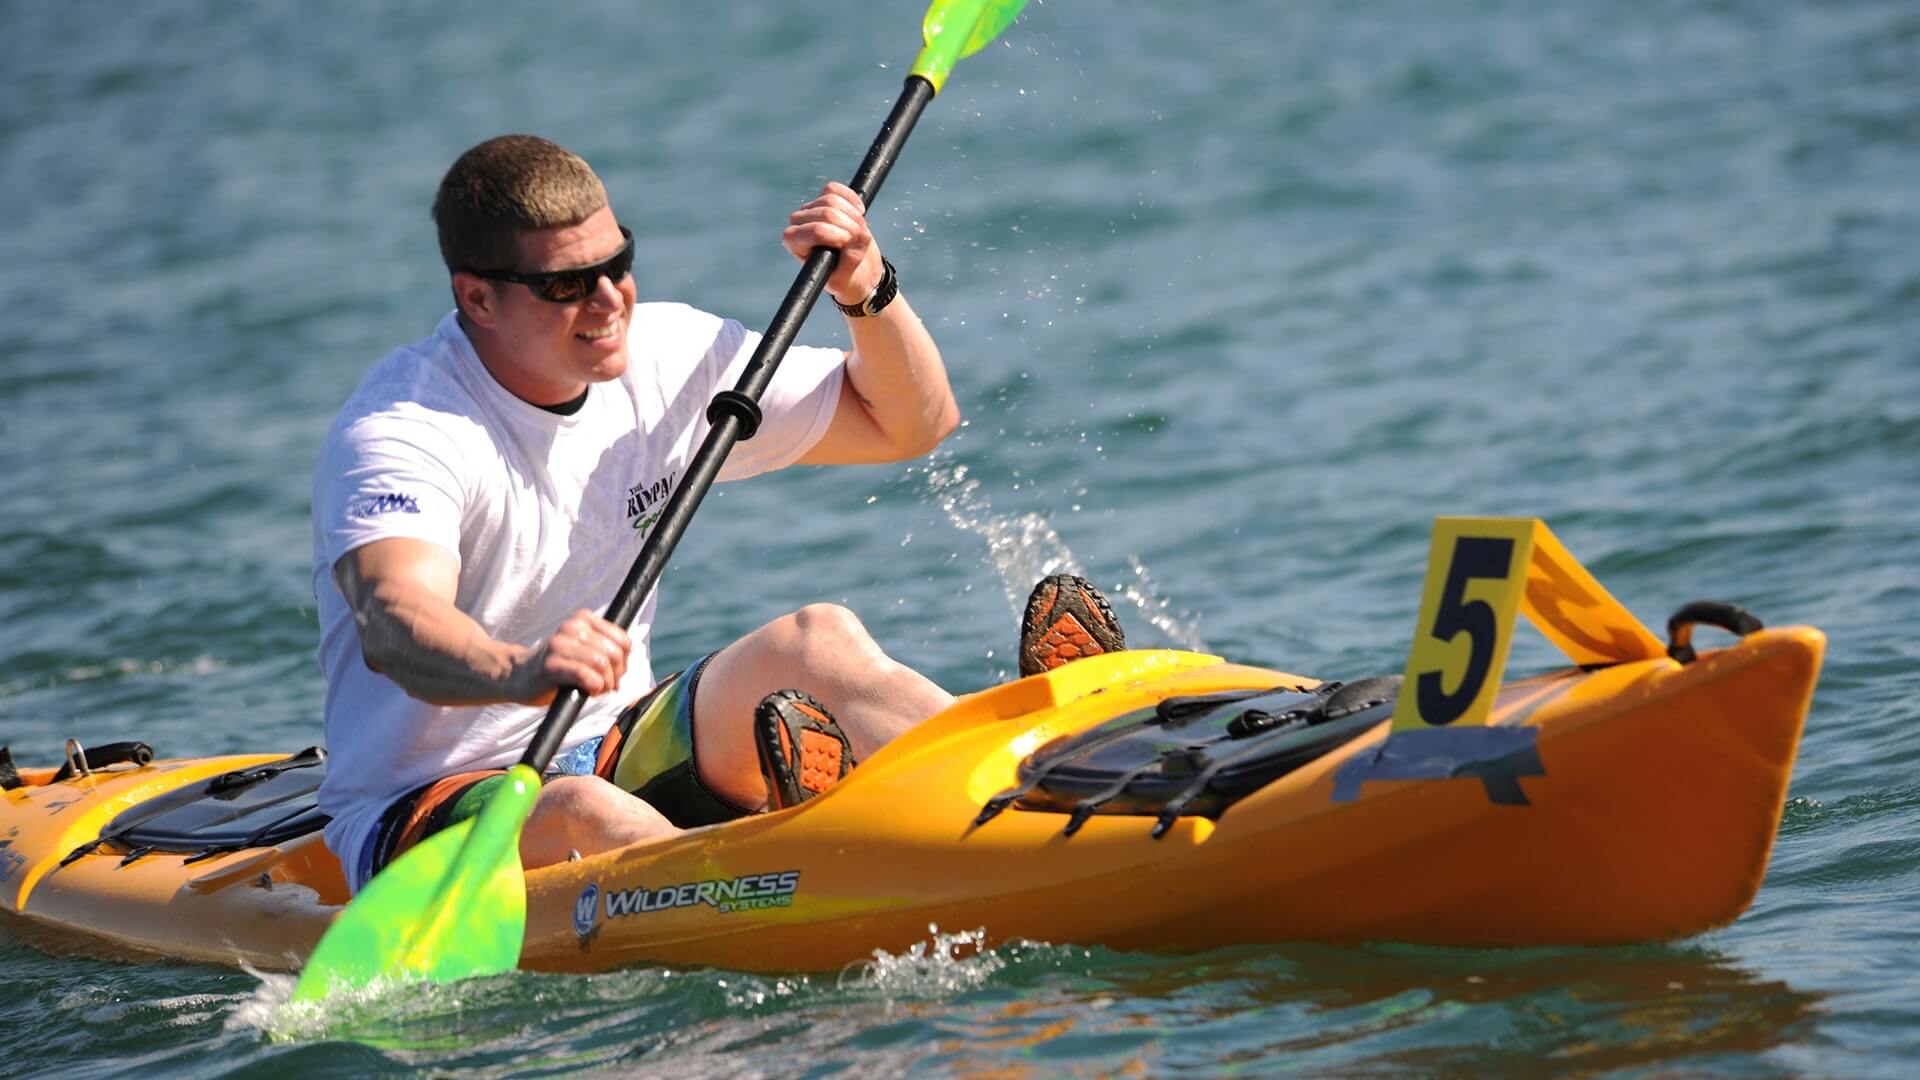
1018;573;1128;677
754;689;856;811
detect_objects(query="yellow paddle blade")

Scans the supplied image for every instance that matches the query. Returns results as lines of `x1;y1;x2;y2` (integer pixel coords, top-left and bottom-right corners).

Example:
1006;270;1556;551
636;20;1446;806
911;0;1028;93
291;765;540;1003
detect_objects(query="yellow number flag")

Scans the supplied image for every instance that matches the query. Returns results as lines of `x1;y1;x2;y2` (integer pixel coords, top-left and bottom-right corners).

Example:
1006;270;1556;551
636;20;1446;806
1392;518;1663;731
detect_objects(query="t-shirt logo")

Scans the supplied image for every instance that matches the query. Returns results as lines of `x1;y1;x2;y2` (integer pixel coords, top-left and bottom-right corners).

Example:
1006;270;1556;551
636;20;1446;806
626;473;675;535
348;492;421;518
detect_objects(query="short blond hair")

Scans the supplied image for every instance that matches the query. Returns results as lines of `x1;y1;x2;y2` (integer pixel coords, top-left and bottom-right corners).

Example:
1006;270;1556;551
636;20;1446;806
432;134;608;273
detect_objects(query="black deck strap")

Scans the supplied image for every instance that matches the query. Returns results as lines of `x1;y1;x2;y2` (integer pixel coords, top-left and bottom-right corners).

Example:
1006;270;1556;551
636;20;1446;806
60;839;105;867
1224;677;1398;738
0;747;18;791
1666;600;1764;664
50;741;154;784
973;705;1175;826
1152;798;1198;839
1150;717;1351;838
977;748;1109;828
1151;690;1403;837
706;390;763;440
1146;751;1231;838
1322;675;1404;720
972;791;1024;827
182;804;331;865
59;746;328;868
207;745;325;794
976;684;1311;829
1063;757;1172;836
1064;705;1354;838
1227;704;1315;739
1151;753;1249;838
1156;688;1293;725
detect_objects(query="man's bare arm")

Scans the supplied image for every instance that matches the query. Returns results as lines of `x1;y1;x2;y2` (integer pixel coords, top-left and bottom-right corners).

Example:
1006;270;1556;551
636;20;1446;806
783;182;960;466
333;537;629;706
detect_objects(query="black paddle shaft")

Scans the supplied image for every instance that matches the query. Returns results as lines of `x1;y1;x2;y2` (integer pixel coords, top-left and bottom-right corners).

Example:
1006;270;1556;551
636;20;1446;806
522;75;938;773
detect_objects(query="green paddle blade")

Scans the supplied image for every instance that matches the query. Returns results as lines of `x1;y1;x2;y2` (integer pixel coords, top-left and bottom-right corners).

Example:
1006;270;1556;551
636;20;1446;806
291;765;540;1003
911;0;1028;93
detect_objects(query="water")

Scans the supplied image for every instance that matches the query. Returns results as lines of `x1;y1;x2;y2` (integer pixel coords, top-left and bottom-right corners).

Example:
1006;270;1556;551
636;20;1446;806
3;0;1916;1073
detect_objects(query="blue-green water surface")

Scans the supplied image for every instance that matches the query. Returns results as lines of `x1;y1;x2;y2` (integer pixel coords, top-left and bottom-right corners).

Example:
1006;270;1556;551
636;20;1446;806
3;1;1916;1075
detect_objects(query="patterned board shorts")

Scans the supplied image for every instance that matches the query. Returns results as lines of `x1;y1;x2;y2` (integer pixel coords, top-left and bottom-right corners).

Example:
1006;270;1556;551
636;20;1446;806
351;652;752;892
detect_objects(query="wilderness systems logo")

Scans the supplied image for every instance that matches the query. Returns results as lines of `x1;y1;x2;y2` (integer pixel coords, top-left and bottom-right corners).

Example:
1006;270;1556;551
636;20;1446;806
625;472;675;534
347;492;420;518
577;871;800;936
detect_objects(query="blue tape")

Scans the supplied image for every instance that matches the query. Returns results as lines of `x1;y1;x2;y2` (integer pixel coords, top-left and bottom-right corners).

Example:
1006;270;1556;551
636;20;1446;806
1330;726;1544;805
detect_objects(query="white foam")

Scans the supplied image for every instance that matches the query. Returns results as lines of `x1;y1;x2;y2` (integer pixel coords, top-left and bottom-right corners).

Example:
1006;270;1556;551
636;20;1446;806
836;924;1007;1000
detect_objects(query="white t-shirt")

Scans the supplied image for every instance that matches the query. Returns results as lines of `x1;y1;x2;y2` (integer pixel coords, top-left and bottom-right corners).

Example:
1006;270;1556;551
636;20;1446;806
311;305;844;880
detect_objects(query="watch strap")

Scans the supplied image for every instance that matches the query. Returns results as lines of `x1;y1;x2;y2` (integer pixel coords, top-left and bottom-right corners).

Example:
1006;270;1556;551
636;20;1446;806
833;258;898;318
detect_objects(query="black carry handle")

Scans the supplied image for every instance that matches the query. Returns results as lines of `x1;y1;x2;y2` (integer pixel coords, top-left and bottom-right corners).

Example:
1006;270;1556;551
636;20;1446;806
520;76;939;773
51;740;155;783
1665;600;1764;664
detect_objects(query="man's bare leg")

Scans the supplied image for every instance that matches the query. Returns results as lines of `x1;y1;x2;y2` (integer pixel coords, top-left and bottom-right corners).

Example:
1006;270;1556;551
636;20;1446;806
519;775;680;868
691;603;955;809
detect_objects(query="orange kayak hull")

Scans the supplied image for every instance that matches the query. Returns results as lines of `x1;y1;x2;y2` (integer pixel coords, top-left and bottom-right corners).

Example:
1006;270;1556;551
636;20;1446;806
0;629;1820;973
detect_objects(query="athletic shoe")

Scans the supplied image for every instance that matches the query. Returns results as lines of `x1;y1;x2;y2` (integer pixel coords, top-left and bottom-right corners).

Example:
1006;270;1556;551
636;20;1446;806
755;689;856;810
1018;573;1127;677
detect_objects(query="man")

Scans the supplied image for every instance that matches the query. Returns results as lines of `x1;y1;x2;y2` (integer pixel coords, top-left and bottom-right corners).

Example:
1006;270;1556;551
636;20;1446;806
311;135;1124;894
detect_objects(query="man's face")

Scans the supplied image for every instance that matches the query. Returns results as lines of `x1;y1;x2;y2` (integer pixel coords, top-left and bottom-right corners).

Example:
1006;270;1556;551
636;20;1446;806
470;204;638;403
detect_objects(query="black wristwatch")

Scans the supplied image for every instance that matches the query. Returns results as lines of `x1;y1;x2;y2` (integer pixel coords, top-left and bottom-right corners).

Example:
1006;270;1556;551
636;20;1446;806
833;258;899;318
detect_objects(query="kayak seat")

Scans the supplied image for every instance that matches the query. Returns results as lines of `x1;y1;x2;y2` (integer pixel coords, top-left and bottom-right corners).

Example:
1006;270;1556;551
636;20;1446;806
976;676;1400;838
63;747;331;868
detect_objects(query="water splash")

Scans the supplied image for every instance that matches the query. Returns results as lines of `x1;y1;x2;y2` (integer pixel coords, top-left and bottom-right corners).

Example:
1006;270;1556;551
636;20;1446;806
223;965;298;1038
711;972;817;1011
923;458;1205;651
226;964;408;1043
836;925;1008;1000
54;984;249;1030
1116;554;1205;652
228;964;499;1045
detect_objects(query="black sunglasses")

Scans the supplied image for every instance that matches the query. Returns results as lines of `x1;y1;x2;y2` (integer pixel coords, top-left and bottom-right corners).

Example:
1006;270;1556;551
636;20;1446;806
471;227;634;303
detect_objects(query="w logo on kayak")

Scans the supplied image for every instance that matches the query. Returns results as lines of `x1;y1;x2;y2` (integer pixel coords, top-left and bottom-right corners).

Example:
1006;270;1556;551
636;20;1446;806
572;883;600;941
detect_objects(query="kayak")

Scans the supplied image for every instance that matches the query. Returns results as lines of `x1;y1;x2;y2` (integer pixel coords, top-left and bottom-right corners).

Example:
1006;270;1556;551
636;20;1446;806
0;620;1821;974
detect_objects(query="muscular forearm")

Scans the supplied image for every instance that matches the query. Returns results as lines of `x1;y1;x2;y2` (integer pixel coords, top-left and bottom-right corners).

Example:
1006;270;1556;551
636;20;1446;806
350;577;530;706
332;540;526;706
841;295;959;457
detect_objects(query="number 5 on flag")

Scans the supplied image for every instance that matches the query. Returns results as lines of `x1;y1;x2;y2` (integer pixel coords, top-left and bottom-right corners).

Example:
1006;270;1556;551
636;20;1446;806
1391;517;1664;732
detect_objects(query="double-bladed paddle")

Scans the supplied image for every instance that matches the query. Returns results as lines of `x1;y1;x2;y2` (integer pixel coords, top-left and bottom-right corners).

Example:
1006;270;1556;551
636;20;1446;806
292;0;1028;1004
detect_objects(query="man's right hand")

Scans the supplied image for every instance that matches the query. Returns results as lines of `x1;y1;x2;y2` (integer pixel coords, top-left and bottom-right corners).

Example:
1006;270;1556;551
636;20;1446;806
508;609;632;704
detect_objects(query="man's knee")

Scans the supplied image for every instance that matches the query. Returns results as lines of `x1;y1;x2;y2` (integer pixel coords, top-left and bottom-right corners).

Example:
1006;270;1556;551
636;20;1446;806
521;776;674;866
540;775;669;829
788;602;865;638
785;603;883;663
536;775;608;821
